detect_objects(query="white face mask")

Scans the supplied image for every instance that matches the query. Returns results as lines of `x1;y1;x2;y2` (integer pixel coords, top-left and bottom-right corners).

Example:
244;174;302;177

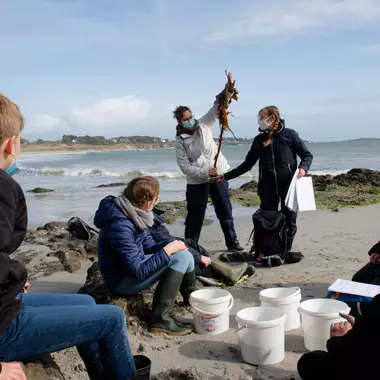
258;116;273;131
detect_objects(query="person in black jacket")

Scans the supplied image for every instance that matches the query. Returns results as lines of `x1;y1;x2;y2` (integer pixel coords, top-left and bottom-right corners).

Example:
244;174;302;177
0;94;138;380
352;240;380;285
220;105;313;252
298;294;380;380
149;208;254;284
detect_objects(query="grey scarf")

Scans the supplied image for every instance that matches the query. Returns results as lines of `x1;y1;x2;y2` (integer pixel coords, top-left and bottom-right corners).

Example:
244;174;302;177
116;195;154;231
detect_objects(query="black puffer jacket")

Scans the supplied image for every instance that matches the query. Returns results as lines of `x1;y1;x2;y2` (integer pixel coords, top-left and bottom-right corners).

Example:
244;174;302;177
224;120;313;196
0;170;28;334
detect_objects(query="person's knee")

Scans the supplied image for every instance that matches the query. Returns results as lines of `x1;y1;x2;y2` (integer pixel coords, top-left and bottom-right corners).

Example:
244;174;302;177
171;250;194;272
77;294;96;306
98;305;126;330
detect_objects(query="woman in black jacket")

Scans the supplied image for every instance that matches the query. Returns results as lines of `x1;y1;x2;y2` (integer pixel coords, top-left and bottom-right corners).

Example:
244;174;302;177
220;106;313;252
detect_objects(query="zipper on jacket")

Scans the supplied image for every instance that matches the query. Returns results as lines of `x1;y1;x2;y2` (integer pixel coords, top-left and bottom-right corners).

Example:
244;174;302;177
270;142;279;194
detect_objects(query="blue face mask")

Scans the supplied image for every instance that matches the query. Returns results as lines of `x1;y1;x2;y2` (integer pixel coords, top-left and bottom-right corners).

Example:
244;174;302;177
182;118;196;129
5;155;21;177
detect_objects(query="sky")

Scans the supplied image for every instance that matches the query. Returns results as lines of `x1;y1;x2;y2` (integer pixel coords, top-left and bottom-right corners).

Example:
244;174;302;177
1;0;380;142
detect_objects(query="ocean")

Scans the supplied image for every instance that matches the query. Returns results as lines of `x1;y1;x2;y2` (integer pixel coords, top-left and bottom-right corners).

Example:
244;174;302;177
17;139;380;227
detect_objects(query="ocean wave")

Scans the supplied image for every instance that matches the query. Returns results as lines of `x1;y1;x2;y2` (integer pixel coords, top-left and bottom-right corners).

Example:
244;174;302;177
21;167;186;178
20;166;347;178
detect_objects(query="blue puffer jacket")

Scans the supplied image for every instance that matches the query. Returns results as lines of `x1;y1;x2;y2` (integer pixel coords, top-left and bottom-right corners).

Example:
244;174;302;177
94;196;170;289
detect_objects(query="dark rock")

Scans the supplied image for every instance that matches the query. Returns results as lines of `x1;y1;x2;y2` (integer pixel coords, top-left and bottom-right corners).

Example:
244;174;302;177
239;180;258;192
96;182;127;188
333;168;380;187
312;174;334;190
78;262;154;323
38;222;68;232
54;250;83;273
27;187;55;194
84;236;99;257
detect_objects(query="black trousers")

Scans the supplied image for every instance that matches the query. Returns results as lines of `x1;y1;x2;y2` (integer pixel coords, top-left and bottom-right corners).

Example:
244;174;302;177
260;186;297;250
298;351;339;380
185;181;238;248
352;261;380;286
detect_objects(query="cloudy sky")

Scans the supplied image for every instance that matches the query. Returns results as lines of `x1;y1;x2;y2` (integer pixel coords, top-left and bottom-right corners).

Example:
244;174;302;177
1;0;380;142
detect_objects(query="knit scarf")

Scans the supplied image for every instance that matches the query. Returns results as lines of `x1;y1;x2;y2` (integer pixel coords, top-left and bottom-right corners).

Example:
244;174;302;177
115;195;154;231
176;120;199;136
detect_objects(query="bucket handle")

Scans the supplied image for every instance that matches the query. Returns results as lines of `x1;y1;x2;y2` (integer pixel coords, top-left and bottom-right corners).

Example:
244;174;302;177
235;324;248;334
189;295;234;316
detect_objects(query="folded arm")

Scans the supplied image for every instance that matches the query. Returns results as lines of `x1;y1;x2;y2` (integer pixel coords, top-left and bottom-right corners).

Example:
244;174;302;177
175;139;210;180
108;223;170;282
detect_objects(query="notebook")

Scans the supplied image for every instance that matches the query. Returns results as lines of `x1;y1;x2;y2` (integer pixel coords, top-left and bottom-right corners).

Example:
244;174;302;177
328;279;380;298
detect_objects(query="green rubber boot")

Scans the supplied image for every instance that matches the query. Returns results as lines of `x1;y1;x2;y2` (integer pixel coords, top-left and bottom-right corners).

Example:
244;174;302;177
149;269;192;335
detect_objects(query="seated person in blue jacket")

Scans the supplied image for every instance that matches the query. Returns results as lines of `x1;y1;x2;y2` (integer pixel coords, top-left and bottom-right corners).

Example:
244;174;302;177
94;176;195;336
352;239;380;286
149;208;255;285
0;94;136;380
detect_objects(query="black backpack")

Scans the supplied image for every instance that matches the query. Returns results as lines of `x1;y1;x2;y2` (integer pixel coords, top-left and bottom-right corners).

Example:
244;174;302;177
249;209;287;267
67;217;98;241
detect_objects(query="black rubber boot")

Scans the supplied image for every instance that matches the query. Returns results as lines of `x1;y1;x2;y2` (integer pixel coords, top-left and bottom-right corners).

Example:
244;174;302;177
210;259;248;284
179;270;197;305
149;269;192;335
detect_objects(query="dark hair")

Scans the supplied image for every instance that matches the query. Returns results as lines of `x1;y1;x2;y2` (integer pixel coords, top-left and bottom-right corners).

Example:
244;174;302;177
172;105;191;122
124;176;160;206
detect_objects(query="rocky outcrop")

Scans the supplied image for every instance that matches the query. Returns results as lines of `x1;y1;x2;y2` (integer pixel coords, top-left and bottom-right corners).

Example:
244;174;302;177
78;262;154;324
11;221;98;280
96;182;127;188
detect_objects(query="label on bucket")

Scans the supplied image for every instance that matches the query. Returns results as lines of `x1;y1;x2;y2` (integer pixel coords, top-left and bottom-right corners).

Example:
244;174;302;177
197;314;220;333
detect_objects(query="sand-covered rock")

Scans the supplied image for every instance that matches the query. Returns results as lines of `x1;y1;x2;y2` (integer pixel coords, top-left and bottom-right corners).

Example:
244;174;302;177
11;220;98;279
22;354;65;380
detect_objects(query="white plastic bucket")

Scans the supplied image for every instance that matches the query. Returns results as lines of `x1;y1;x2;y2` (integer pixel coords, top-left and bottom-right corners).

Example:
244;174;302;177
299;299;350;352
189;288;234;335
260;287;301;331
235;307;286;366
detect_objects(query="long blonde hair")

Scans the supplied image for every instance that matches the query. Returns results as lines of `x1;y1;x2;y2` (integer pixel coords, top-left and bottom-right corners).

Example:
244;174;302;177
259;106;281;147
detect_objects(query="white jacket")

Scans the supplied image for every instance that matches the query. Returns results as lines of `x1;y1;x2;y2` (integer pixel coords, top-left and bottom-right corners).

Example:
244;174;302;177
175;96;231;185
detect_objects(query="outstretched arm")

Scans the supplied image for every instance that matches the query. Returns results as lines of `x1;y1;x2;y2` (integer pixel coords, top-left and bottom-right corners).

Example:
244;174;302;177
224;139;261;181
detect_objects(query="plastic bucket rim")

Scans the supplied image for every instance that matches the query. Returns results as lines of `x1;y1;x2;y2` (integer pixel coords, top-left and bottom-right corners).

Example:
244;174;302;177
190;287;232;305
260;287;301;305
299;299;350;318
236;306;287;329
190;294;234;316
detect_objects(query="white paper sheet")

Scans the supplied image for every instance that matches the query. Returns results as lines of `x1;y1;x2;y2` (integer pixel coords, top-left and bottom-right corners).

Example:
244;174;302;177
329;279;380;298
285;170;298;212
285;171;316;212
296;176;316;211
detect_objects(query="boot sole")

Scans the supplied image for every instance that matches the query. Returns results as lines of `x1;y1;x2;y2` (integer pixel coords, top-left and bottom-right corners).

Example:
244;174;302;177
149;327;193;335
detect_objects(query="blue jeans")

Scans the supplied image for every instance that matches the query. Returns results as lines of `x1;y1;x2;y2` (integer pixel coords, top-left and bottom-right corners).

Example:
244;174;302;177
114;249;194;295
0;293;136;380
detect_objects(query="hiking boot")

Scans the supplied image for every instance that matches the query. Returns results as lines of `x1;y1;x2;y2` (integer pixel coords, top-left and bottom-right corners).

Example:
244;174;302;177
227;243;245;252
210;259;248;284
219;251;256;263
149;269;193;335
179;270;197;306
285;251;304;264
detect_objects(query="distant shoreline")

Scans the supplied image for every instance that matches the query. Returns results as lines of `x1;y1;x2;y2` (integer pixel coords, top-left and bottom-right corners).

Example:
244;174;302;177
21;142;175;154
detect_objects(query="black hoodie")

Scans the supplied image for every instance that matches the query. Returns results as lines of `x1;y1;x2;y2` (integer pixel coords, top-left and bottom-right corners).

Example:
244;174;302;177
0;170;28;334
224;120;313;196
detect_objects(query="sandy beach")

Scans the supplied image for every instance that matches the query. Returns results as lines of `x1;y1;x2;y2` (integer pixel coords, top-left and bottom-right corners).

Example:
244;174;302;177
28;203;380;379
